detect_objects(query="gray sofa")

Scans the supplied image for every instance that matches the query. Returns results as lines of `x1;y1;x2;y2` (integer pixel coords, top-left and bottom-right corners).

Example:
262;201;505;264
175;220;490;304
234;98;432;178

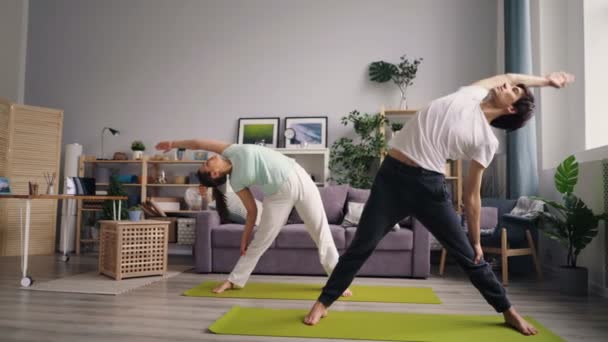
193;185;430;278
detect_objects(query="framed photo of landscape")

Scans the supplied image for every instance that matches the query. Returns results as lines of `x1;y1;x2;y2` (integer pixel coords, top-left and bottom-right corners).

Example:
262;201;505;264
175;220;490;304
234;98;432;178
284;116;328;148
237;117;280;148
0;177;11;195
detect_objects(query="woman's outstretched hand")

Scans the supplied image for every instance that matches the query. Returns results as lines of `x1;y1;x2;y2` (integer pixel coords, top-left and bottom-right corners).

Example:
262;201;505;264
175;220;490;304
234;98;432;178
155;141;173;153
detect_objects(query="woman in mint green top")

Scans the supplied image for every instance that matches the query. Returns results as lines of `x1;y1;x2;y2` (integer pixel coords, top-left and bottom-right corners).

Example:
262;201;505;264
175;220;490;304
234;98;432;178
155;139;352;296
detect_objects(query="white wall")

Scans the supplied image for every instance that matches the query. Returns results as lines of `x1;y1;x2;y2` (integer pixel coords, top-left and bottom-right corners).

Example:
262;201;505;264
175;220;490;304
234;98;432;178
25;0;498;157
534;0;607;296
584;0;608;150
0;0;28;103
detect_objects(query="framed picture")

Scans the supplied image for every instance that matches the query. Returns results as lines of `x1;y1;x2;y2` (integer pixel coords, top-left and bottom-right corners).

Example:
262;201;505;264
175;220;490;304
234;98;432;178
237;117;280;148
284;116;328;148
0;177;11;194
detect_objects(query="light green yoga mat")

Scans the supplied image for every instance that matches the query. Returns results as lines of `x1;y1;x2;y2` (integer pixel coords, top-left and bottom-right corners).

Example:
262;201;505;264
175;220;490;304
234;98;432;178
209;306;564;342
184;281;441;304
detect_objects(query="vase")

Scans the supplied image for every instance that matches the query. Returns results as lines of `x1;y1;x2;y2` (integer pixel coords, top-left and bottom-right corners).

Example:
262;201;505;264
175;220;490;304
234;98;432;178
398;86;408;110
398;95;408;110
128;210;142;221
132;151;144;160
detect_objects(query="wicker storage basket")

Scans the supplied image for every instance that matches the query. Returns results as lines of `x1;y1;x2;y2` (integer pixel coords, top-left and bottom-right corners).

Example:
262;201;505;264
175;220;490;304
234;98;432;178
98;220;169;280
177;218;196;245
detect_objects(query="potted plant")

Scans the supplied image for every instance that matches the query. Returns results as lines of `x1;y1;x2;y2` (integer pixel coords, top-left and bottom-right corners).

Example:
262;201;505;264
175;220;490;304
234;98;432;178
390;122;404;139
131;140;146;160
329;110;388;189
369;54;423;110
534;155;607;296
128;205;143;221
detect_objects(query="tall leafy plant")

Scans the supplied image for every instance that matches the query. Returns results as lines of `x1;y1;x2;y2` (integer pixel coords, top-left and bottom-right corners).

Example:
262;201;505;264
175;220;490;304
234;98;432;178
329;110;388;189
534;155;607;268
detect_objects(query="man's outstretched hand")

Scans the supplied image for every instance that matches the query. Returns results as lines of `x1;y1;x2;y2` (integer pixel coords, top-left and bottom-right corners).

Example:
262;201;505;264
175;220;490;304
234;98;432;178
546;72;575;88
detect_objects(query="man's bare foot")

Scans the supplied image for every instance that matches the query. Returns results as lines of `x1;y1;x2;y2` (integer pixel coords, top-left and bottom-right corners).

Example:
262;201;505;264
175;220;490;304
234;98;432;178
303;301;328;325
503;307;538;336
212;280;235;294
342;288;353;297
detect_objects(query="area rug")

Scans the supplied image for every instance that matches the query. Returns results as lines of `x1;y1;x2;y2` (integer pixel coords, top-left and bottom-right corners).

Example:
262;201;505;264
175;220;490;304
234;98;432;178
23;266;190;295
209;306;564;342
184;281;441;304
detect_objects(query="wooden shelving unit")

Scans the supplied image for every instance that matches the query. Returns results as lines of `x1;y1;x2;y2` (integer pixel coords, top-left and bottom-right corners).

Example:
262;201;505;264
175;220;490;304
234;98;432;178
75;156;205;254
276;148;329;186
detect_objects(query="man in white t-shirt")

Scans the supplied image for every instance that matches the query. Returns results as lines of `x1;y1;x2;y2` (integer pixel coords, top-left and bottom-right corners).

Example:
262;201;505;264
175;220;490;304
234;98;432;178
305;72;574;336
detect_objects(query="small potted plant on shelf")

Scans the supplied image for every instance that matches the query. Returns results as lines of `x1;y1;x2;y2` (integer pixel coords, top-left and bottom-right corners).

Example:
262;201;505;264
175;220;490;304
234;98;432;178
390;122;404;139
128;205;143;221
131;140;146;160
369;54;423;110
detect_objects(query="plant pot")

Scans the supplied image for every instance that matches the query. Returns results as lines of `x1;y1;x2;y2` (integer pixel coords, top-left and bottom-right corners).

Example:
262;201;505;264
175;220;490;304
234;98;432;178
557;266;588;296
132;151;144;160
128;210;142;221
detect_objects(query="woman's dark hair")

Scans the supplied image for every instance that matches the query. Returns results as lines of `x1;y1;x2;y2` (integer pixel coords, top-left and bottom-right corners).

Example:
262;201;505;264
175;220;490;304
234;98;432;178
197;170;230;223
490;83;535;131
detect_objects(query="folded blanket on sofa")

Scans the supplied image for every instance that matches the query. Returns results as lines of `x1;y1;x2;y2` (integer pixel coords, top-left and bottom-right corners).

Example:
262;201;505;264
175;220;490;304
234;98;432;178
509;196;544;218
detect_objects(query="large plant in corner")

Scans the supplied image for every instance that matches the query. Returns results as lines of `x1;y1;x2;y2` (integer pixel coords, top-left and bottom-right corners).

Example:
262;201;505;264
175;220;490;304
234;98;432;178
534;155;607;295
329;110;388;189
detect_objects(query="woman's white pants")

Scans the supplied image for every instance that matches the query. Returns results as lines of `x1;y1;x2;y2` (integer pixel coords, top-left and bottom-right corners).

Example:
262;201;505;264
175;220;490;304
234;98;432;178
228;164;339;287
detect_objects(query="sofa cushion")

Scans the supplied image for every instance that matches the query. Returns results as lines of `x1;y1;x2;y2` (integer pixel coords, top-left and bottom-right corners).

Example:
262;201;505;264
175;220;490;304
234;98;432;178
341;201;400;231
346;187;370;203
345;187;412;228
345;227;413;251
275;224;346;249
287;185;349;224
212;224;276;248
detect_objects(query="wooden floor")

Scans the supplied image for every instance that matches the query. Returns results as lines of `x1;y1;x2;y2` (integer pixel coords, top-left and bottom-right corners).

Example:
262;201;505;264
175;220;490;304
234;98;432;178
0;255;606;342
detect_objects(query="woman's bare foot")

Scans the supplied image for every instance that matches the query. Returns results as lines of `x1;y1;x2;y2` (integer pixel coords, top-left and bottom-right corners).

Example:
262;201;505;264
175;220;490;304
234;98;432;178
503;307;538;336
303;301;328;325
212;280;235;294
342;288;353;297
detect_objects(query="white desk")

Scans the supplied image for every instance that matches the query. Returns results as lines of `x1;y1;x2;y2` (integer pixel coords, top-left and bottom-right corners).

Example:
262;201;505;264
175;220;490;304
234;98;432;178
0;194;127;287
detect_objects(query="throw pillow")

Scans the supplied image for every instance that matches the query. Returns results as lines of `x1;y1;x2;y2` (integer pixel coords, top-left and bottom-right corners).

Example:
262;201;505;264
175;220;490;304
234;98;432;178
287;185;349;224
341;201;400;231
346;187;411;227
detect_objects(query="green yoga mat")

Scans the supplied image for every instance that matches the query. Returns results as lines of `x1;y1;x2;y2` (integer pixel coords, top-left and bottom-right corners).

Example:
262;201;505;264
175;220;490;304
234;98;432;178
184;281;441;304
209;306;564;342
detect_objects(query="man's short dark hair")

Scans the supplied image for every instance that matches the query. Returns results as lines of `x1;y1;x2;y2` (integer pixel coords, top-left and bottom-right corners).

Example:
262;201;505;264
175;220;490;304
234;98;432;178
490;83;535;131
